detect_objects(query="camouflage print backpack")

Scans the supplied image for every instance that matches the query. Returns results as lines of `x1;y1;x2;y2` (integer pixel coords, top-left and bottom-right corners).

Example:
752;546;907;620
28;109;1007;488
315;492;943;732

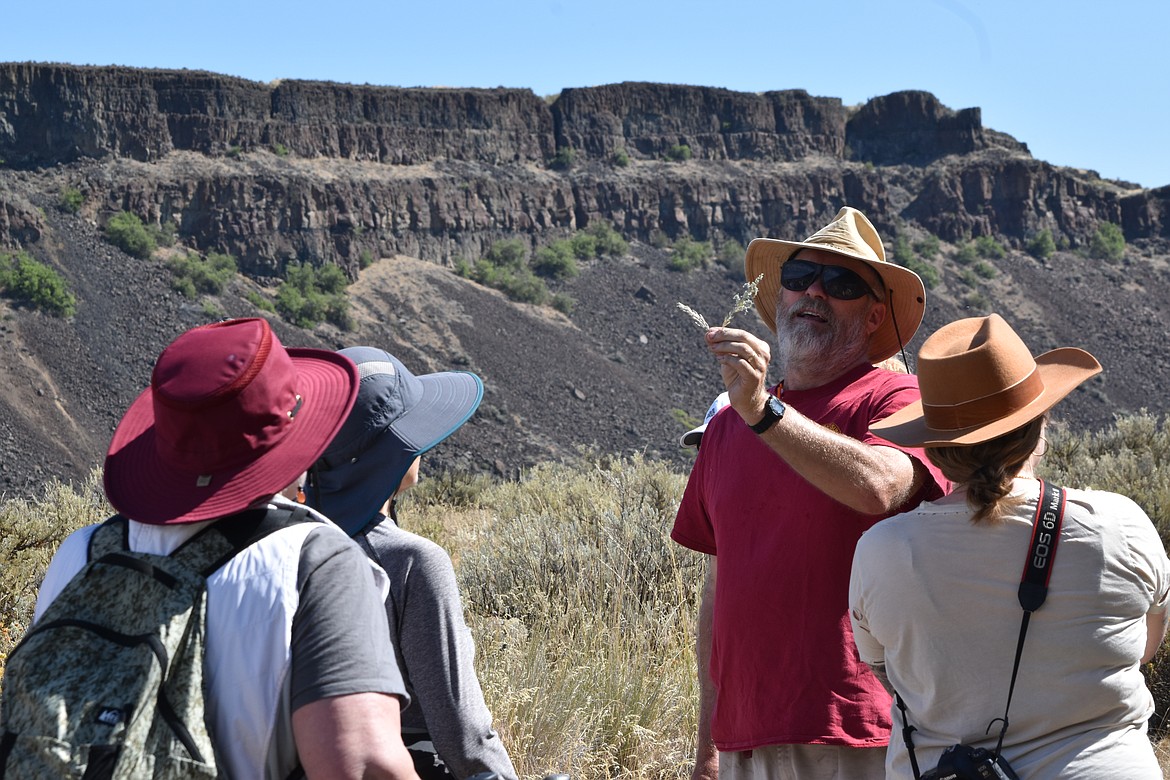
0;505;309;779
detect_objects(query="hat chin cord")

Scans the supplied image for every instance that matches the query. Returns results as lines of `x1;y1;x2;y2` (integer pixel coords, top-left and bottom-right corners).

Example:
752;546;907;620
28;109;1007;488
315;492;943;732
888;288;911;371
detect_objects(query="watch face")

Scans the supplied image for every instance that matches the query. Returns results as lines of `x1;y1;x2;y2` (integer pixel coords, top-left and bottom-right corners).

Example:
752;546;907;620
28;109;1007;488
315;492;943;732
767;396;784;416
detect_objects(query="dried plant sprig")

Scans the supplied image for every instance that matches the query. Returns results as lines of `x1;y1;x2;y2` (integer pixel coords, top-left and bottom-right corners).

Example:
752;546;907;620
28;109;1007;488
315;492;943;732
676;273;764;332
676;302;710;331
722;274;764;327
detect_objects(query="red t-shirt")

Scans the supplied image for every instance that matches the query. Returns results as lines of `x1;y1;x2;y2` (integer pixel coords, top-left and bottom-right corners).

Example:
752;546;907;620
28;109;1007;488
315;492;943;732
671;364;948;750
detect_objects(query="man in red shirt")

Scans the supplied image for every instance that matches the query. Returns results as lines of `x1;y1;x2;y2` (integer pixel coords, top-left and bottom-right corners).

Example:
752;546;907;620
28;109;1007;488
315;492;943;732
672;207;949;780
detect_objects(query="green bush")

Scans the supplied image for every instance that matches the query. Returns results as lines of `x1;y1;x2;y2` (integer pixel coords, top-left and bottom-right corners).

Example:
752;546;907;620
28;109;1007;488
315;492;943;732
666;144;692;162
1089;222;1126;262
467;240;551;306
58;187;83;214
358;250;375;269
892;235;916;266
717;241;746;278
974;235;1006;259
954;242;978;266
272;143;290;157
550;147;576;171
245;290;276;313
275;262;353;330
587;222;628;257
532;242;579;280
0;252;77;317
668;237;711;272
611;148;630;167
1026;230;1056;260
906;257;940;289
167;252;238;298
567;232;597;260
913;234;941;260
551;292;576;315
103;212;156;259
973;260;998;279
152;221;178;249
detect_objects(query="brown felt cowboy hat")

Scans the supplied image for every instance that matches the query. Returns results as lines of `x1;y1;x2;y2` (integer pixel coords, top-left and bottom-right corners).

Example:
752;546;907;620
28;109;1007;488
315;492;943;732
871;313;1101;447
103;318;359;525
744;207;926;363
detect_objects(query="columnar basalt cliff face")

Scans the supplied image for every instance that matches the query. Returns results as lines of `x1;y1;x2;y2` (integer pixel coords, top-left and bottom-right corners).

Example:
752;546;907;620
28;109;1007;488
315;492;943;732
1;64;1169;499
552;83;847;161
3;63;1166;278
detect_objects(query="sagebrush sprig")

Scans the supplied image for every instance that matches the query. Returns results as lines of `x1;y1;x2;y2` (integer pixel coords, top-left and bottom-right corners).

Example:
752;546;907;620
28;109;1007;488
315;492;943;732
676;274;764;331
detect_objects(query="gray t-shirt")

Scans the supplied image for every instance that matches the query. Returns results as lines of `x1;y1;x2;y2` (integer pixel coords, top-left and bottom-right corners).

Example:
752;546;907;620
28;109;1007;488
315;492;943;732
358;516;518;780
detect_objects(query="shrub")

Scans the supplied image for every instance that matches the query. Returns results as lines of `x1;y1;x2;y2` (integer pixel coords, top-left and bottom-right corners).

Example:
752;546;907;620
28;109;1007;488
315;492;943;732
954;242;978;266
466;240;552;306
550;147;576;171
1089;222;1126;262
103;212;156;259
272;142;290;157
892;235;916;266
532;242;579;280
485;239;528;269
587;222;628;257
666;144;692;162
0;252;77;317
717;241;746;278
167;251;238;298
359;250;375;269
668;237;711;272
906;257;940;289
275;262;353;330
973;260;998;279
974;235;1006;259
152;220;178;249
611;148;630;167
58;187;83;214
567;232;597;261
551;292;576;315
245;290;276;313
913;234;941;260
1026;230;1056;260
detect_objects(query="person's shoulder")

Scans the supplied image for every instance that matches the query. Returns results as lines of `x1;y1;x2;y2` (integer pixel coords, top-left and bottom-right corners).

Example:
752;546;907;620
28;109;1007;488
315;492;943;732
364;519;455;570
1064;486;1149;524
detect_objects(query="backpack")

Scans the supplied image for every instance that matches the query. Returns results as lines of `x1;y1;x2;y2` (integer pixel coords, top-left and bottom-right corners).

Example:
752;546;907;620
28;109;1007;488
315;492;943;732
0;505;311;779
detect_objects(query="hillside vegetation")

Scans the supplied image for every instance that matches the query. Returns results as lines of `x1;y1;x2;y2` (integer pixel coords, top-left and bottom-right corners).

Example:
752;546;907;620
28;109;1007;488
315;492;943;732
3;414;1170;777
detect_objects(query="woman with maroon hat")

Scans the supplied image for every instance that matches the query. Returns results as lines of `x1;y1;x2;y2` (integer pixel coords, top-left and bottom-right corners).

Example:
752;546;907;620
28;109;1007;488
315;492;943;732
24;319;420;780
306;347;517;780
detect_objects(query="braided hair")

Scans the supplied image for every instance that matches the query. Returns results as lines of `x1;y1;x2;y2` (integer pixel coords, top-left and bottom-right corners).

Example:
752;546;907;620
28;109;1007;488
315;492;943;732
925;416;1046;525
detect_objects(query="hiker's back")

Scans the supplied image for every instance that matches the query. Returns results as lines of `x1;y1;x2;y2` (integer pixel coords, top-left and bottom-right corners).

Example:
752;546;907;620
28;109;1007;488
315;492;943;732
3;504;349;779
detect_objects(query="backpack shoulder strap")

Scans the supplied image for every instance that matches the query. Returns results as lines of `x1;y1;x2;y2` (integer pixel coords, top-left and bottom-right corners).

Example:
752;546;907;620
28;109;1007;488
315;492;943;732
172;504;317;576
87;515;130;561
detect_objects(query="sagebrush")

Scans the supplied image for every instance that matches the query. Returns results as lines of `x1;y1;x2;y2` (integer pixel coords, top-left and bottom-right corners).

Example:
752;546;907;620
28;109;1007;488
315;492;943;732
4;417;1170;777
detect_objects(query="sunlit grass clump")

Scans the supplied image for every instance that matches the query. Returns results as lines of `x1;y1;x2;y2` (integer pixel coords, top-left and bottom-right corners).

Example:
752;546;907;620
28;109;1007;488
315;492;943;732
4;416;1170;777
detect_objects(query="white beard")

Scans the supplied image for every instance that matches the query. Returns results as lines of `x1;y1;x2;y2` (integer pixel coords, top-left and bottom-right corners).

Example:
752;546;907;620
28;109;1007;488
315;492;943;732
773;297;873;382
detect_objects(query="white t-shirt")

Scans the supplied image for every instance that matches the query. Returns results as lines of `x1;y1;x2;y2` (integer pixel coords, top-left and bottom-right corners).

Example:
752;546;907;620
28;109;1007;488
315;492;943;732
35;497;405;779
849;480;1170;779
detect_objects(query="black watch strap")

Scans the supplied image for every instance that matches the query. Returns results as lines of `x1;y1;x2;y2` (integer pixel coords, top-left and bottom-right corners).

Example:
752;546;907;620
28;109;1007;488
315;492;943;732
750;396;786;435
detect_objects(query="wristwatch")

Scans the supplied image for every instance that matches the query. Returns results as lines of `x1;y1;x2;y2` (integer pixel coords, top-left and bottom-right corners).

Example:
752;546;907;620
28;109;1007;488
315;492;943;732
749;395;786;435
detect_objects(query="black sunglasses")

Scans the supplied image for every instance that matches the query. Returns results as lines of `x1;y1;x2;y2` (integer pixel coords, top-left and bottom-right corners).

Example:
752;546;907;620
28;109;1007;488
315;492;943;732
780;259;877;301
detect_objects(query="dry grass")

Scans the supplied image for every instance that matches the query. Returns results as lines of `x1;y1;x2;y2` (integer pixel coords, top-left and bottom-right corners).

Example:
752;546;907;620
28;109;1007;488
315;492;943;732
4;415;1170;778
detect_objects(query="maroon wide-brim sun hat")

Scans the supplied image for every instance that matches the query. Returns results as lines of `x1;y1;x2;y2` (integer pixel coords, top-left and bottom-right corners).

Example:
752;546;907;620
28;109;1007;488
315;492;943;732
104;318;359;525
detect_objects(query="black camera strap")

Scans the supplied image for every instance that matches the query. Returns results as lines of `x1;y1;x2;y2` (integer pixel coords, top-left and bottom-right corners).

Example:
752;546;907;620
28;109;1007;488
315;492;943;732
897;480;1066;779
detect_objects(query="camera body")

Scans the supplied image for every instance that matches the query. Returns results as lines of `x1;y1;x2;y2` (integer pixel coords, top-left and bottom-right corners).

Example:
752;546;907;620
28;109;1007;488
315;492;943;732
919;744;1021;780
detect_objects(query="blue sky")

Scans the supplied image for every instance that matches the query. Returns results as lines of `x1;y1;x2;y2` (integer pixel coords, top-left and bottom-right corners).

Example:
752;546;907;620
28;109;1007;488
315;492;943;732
6;0;1166;187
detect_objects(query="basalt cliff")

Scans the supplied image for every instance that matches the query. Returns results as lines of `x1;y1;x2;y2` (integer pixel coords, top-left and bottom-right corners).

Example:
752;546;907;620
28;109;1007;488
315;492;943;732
1;63;1168;498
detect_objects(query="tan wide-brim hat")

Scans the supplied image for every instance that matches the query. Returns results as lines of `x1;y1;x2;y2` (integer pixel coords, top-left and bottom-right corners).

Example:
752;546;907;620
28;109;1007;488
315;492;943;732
871;313;1102;447
744;206;926;363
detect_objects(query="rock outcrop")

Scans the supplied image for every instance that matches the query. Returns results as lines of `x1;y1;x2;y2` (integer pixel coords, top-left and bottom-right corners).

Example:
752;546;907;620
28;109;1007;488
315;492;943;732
3;63;1169;278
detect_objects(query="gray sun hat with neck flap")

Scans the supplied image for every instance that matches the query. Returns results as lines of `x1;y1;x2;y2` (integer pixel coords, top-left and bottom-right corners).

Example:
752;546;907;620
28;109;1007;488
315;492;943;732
306;346;483;536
